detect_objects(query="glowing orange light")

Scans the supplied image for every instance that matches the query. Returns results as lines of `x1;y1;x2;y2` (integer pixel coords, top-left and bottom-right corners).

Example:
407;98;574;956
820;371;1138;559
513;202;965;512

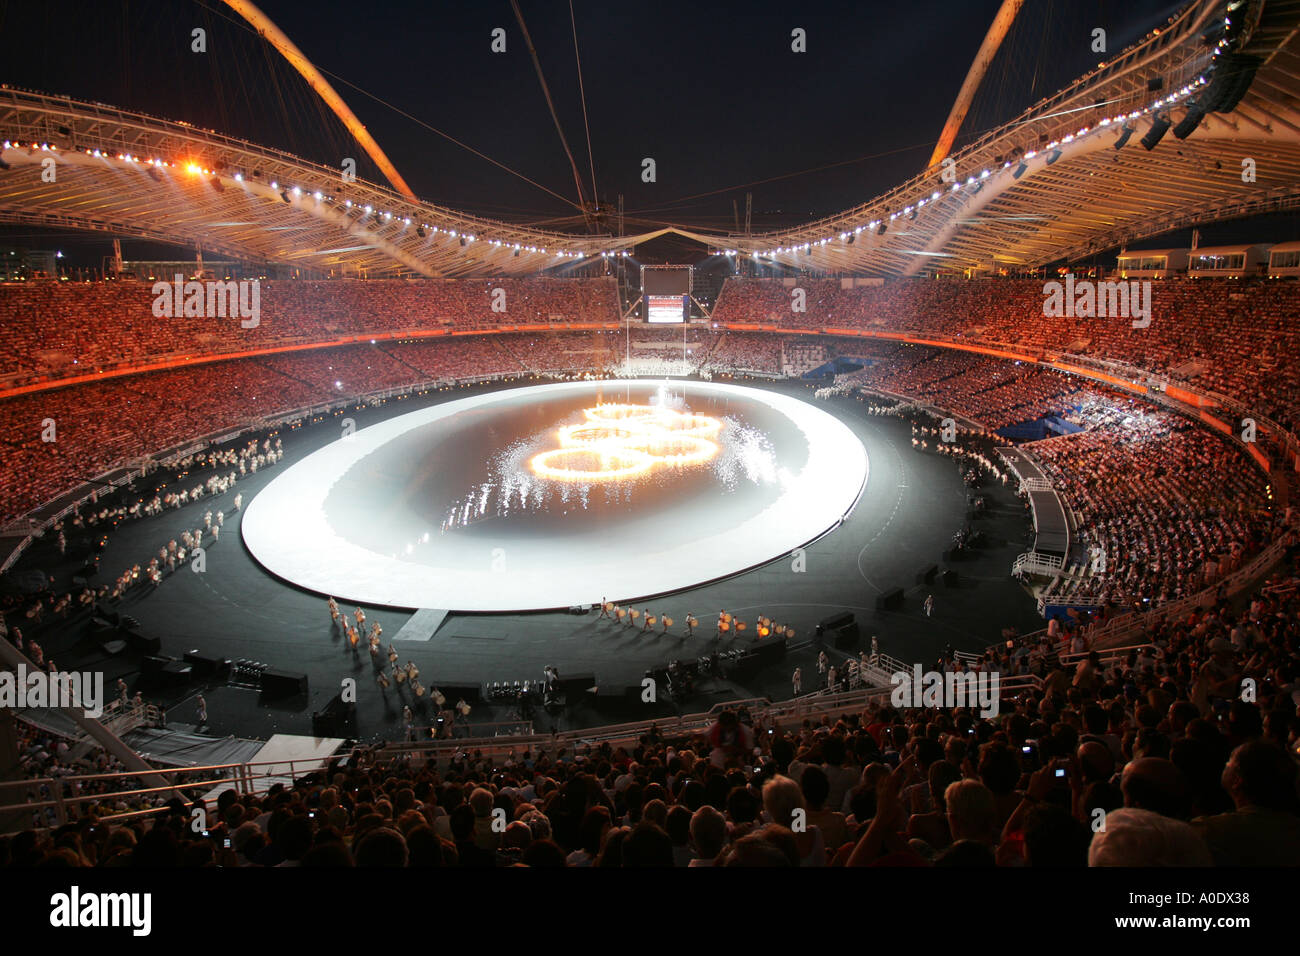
583;403;662;424
530;447;653;482
528;403;723;482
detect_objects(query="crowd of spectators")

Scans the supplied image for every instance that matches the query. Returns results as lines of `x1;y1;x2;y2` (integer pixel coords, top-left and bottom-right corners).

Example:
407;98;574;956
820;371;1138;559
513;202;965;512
0;283;1287;577
1;306;1296;869
8;275;1299;525
713;276;1300;435
5;547;1297;866
0;336;565;520
845;345;1091;430
700;332;784;374
0;329;815;520
0;277;621;387
7;720;141;831
10;275;1300;431
1025;397;1273;609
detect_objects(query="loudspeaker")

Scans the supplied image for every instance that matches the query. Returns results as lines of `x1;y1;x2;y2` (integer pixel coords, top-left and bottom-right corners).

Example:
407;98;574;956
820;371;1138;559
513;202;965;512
260;667;308;700
161;661;193;684
183;650;231;681
90;604;120;633
312;694;357;737
138;656;191;690
1141;116;1172;151
1199;53;1261;113
555;672;597;696
122;628;161;656
746;638;788;666
1180;108;1206;140
140;655;172;675
942;570;959;587
831;621;860;649
817;611;855;636
916;564;938;585
876;588;904;611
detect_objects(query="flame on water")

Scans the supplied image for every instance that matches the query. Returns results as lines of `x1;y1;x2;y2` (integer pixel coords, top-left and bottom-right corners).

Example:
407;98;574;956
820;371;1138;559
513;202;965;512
529;403;723;482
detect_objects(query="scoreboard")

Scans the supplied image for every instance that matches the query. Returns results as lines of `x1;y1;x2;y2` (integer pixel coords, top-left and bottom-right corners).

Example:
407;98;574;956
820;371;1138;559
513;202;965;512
641;265;692;323
646;294;689;324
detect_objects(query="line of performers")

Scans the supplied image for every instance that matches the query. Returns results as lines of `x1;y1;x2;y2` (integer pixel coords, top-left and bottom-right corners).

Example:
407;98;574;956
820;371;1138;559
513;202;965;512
598;600;683;634
596;601;794;644
792;640;883;695
112;507;234;601
327;596;469;730
711;610;795;643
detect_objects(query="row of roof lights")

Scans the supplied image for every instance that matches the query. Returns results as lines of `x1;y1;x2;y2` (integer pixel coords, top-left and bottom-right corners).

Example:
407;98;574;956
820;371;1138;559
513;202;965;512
6;67;1208;262
0;143;611;259
746;76;1207;257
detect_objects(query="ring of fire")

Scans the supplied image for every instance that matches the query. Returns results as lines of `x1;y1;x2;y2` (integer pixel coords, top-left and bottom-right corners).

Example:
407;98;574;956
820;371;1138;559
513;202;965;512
529;404;724;482
241;380;869;611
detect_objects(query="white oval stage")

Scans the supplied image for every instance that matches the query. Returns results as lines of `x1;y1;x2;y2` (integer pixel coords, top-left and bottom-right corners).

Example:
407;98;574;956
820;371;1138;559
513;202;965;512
241;380;867;611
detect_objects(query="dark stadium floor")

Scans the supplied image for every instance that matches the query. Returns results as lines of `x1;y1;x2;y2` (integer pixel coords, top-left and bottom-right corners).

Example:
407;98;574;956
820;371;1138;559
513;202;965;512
13;378;1044;743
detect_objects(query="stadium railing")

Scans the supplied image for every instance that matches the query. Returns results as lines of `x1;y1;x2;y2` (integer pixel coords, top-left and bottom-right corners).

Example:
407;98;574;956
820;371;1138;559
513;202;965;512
1013;552;1066;577
0;757;341;834
1058;642;1154;668
993;531;1294;658
0;648;1058;834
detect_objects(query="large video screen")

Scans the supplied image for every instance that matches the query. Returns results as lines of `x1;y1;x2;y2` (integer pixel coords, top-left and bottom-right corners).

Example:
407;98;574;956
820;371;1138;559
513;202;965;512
642;266;691;296
647;294;688;324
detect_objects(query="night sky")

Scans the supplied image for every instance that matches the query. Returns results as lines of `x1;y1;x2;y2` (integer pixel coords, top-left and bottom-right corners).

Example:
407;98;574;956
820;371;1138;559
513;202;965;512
5;0;1292;266
2;1;1185;232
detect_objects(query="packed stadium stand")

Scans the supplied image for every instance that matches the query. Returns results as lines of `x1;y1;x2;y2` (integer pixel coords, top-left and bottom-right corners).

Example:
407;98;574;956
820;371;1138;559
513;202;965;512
4;541;1298;867
0;277;621;388
5;275;1298;523
714;277;1300;433
2;270;1298;869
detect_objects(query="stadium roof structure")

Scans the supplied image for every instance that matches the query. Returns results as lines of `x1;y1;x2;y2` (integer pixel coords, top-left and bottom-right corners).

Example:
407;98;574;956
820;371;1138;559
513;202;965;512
735;0;1300;276
0;84;639;278
0;0;1298;278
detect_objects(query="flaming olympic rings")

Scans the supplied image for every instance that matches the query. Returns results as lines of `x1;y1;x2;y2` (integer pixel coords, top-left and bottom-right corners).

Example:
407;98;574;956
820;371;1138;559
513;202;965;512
528;403;723;482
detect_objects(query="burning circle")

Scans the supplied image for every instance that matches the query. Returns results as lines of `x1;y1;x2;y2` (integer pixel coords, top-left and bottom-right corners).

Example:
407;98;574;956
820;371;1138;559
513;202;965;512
529;403;724;482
